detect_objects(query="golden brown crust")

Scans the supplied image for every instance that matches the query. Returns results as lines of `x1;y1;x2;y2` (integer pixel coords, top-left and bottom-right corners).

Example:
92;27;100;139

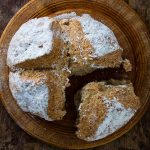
76;82;107;139
105;85;140;109
20;70;45;82
47;80;66;120
91;49;123;68
76;94;107;139
59;19;95;75
46;70;70;120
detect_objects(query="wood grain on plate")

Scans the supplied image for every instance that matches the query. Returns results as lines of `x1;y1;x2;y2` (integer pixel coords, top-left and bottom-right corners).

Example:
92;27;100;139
0;0;150;149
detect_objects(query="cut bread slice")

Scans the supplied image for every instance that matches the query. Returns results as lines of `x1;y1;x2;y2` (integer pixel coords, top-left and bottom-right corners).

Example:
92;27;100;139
7;17;64;70
9;70;70;121
59;14;123;76
75;80;140;141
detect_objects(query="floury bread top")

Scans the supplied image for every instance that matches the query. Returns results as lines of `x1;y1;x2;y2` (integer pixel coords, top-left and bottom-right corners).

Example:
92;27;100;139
7;12;136;142
9;70;69;121
7;12;123;74
7;17;55;67
75;81;140;141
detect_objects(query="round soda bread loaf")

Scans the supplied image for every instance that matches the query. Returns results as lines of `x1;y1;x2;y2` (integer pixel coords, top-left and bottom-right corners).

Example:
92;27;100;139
74;80;140;141
7;12;138;141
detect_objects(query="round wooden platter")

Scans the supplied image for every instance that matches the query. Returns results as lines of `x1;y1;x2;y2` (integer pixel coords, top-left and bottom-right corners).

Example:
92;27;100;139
0;0;150;149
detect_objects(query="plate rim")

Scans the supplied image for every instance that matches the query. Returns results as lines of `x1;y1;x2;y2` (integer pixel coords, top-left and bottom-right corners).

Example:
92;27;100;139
0;0;150;149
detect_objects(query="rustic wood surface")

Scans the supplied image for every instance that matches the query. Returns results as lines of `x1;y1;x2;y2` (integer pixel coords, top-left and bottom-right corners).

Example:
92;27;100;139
0;0;150;149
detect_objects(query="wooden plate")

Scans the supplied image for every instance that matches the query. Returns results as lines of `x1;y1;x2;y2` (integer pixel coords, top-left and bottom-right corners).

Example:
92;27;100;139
0;0;150;149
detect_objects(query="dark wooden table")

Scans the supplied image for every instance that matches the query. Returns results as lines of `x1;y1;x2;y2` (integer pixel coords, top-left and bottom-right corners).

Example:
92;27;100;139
0;0;150;149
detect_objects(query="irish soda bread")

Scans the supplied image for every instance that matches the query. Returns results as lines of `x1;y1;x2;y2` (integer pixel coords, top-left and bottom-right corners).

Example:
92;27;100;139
75;80;140;141
9;70;69;121
7;12;139;141
59;14;123;75
7;17;65;70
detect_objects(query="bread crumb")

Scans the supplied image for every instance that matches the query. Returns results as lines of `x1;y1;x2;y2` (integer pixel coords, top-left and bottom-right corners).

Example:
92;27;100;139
123;59;132;72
